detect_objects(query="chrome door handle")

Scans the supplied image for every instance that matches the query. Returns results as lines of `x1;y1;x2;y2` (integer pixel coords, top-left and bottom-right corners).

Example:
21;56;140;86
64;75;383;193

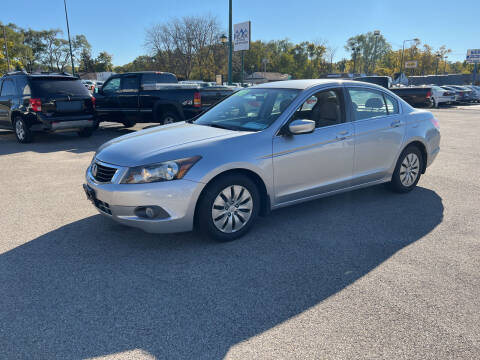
391;120;401;128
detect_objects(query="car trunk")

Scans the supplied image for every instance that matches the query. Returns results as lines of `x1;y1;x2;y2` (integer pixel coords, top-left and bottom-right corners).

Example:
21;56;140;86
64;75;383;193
30;77;95;117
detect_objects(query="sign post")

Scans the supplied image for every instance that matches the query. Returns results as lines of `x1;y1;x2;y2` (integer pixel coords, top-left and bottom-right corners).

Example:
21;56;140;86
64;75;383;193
466;49;480;85
234;21;251;86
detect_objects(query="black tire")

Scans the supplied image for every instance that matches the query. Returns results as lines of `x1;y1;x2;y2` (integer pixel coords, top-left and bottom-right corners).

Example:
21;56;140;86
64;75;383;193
388;145;423;193
159;111;179;125
77;126;95;138
197;174;260;242
121;119;137;128
13;115;34;143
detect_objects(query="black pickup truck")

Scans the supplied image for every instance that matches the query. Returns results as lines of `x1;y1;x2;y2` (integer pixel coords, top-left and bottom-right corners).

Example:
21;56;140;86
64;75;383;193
94;71;234;127
389;87;433;107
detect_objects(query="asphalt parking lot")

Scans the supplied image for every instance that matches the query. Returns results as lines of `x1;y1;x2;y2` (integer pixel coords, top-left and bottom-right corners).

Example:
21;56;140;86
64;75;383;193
1;105;479;360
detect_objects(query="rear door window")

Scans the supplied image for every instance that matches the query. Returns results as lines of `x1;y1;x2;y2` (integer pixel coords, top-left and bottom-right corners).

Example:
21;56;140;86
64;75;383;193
30;78;90;97
347;88;388;121
1;79;16;96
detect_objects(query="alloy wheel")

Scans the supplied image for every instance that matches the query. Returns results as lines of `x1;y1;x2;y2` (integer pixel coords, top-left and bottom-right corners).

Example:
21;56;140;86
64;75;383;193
400;153;420;187
15;119;25;140
211;185;253;233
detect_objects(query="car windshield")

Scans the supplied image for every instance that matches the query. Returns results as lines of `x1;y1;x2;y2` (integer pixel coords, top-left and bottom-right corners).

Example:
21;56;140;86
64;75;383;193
194;88;300;131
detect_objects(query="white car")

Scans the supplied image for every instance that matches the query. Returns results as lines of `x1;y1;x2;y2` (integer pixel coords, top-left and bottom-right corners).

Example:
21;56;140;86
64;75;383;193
464;85;480;102
431;86;455;107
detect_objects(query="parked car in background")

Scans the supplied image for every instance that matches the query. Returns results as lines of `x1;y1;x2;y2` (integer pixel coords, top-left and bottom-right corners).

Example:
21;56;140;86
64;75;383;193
82;79;96;93
0;71;96;143
441;86;472;103
448;85;475;102
390;86;434;107
94;71;234;127
84;79;440;241
430;86;456;107
464;85;480;102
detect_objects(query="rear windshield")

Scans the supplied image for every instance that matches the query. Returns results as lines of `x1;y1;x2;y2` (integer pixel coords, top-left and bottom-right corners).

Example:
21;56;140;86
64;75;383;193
30;77;90;97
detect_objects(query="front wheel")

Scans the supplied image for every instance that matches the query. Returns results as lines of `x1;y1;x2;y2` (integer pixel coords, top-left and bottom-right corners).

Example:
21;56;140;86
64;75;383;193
197;175;260;242
388;146;423;193
159;111;179;125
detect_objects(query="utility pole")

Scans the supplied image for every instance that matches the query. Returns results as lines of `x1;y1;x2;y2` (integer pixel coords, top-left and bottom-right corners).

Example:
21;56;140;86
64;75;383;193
444;56;448;74
435;54;441;75
3;25;11;71
63;0;75;76
227;0;232;85
372;30;380;75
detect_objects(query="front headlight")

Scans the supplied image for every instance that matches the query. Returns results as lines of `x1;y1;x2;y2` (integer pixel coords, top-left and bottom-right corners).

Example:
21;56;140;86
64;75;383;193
122;156;202;184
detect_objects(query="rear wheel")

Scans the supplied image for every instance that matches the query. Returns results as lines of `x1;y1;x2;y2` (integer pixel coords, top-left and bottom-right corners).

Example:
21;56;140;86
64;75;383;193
388;146;423;193
159;111;179;125
13;116;34;143
77;126;95;138
197;174;260;242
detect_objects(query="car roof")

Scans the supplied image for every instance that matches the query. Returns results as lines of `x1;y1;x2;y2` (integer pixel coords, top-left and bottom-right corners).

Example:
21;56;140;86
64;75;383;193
253;79;389;91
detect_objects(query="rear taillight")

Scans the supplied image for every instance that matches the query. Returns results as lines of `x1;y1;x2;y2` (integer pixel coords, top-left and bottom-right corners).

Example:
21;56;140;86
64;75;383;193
426;91;431;98
194;92;201;108
29;98;42;112
430;116;440;129
91;96;96;109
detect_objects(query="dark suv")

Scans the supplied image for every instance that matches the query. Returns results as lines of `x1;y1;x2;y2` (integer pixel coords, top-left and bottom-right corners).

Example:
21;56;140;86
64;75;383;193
0;71;96;143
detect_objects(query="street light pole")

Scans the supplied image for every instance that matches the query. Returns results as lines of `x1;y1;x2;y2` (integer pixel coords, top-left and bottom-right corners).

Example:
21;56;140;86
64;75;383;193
63;0;75;76
435;54;441;75
227;0;232;85
400;38;419;75
444;56;448;74
372;30;380;75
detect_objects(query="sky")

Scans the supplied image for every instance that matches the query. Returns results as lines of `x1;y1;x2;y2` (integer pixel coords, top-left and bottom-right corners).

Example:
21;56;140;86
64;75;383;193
2;0;477;66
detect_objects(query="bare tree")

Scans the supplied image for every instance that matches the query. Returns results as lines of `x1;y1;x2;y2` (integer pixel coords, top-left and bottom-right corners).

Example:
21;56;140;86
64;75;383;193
145;15;221;79
325;45;337;72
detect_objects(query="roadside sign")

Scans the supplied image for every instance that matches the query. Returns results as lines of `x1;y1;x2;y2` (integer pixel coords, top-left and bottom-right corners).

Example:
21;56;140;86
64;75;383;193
216;74;222;85
234;21;251;52
405;60;418;69
466;49;480;63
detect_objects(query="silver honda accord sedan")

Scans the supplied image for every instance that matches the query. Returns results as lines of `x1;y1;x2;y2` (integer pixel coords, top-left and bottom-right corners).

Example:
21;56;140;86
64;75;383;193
84;80;440;241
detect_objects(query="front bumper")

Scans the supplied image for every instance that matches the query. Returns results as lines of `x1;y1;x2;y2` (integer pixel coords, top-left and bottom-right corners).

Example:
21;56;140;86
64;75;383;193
84;164;204;234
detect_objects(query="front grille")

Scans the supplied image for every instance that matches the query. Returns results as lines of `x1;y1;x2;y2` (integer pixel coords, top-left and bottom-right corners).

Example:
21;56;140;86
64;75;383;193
95;199;112;215
92;162;117;183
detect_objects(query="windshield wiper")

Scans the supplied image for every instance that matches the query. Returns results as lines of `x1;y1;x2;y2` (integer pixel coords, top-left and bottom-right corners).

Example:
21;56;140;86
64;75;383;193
203;123;244;131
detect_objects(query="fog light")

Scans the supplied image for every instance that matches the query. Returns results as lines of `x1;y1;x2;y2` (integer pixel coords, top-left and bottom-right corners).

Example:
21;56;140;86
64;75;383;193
145;207;155;218
134;206;170;220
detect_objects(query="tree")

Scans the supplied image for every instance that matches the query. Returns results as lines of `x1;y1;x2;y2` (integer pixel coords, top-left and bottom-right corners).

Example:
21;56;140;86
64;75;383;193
94;51;113;72
345;32;391;74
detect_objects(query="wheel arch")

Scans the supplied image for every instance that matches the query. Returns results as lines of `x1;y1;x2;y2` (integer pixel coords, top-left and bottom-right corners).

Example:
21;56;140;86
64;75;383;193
402;140;428;174
153;101;185;122
193;168;271;228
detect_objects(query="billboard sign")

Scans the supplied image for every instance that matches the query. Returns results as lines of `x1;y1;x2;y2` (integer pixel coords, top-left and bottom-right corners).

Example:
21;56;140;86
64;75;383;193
466;49;480;63
234;21;251;51
405;60;418;69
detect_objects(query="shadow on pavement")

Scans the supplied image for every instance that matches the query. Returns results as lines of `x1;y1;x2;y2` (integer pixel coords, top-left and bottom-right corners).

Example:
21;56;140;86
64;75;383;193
0;123;144;156
0;185;443;359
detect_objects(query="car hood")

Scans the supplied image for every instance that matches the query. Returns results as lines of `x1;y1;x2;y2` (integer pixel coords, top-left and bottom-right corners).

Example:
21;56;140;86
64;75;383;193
95;122;243;167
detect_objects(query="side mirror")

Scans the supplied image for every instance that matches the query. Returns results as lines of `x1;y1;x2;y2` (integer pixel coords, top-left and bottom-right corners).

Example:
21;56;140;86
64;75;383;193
287;119;315;135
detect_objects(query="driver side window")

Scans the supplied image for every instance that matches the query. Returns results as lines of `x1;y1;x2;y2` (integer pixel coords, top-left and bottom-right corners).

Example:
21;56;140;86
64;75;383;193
102;78;120;94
